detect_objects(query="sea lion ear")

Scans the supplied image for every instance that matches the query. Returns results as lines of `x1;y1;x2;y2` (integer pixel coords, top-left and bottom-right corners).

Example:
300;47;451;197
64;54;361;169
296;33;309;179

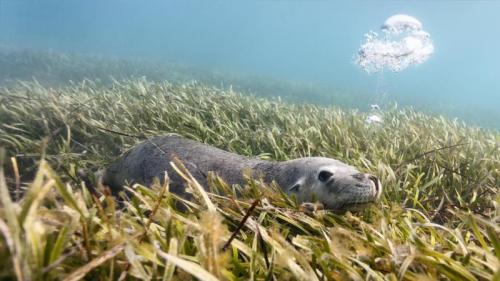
288;178;304;193
289;183;300;192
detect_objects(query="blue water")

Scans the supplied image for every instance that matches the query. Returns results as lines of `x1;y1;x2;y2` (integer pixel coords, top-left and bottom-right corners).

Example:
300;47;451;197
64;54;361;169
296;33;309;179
1;0;499;128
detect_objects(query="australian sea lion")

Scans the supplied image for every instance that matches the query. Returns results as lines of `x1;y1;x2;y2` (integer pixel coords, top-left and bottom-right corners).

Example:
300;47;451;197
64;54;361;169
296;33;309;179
102;135;382;211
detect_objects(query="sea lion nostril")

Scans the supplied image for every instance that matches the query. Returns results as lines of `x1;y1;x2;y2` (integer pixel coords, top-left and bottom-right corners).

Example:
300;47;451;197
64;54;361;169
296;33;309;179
368;175;380;193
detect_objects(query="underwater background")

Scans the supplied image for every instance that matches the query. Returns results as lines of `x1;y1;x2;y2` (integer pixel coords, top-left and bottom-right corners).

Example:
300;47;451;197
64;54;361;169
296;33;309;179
0;2;499;279
0;0;499;129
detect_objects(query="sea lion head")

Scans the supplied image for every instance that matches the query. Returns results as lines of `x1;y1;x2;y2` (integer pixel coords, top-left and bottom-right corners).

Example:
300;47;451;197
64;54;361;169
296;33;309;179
276;157;382;211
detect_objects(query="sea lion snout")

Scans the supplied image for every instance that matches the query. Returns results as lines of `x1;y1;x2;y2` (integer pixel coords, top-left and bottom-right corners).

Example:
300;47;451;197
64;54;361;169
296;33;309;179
309;169;382;211
350;173;381;198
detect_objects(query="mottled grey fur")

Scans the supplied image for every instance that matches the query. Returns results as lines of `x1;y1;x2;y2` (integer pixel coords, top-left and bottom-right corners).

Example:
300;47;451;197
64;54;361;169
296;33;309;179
103;135;381;210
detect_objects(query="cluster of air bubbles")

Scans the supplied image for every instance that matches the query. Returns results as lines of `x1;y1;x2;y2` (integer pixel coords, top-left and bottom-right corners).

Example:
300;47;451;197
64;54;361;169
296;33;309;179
365;104;383;125
355;14;434;73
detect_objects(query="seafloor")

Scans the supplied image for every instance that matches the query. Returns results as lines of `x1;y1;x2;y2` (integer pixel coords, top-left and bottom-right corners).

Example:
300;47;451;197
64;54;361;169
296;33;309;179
0;50;498;280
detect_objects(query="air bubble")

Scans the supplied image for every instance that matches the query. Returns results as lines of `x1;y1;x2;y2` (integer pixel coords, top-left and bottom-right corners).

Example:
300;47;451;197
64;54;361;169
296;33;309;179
355;14;434;73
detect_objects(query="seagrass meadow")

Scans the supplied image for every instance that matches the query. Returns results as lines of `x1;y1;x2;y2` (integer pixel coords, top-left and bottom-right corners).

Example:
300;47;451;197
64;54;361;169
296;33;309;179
0;79;499;281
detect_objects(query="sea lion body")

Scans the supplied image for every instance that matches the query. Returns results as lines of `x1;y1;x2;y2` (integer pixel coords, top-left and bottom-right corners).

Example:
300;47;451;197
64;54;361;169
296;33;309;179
103;135;381;210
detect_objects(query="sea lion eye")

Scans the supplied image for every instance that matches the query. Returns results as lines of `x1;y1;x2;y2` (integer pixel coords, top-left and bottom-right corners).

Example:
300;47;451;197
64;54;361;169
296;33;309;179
318;171;333;182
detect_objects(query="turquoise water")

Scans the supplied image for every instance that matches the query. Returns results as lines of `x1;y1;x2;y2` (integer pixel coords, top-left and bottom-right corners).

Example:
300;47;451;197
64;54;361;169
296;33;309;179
0;0;499;128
